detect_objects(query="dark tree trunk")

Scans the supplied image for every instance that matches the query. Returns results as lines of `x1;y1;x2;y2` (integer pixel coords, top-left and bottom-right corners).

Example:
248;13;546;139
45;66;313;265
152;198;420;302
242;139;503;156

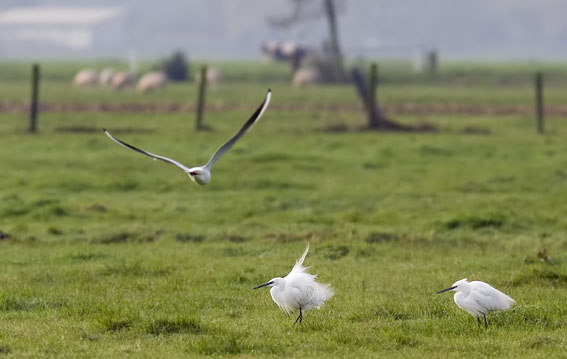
351;67;408;131
323;0;347;81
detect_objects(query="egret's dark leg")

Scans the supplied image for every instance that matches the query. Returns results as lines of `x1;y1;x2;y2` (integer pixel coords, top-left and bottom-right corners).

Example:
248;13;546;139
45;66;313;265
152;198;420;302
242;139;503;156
477;317;481;326
483;314;488;329
294;307;303;325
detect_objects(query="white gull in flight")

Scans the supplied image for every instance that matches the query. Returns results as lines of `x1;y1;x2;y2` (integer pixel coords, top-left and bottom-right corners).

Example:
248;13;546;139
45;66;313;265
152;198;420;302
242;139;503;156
104;89;271;185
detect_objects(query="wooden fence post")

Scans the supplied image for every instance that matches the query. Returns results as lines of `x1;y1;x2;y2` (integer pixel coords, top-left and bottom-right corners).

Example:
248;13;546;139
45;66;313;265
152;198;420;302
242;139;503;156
369;63;378;125
29;63;40;133
426;50;438;76
535;72;544;134
195;65;208;131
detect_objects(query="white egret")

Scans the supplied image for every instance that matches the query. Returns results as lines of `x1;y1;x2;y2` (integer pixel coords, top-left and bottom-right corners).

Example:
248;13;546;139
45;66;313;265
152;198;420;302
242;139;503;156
254;244;334;324
104;89;271;185
437;278;516;328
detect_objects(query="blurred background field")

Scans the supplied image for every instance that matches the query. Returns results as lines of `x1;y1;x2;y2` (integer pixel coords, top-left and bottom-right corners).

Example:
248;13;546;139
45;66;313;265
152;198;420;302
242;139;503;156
0;0;567;357
3;61;567;107
0;58;566;358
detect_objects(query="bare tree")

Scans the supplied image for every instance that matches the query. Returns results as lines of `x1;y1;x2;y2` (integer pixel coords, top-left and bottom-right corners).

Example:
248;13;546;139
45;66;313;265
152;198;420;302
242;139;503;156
269;0;347;82
322;0;346;81
351;66;405;130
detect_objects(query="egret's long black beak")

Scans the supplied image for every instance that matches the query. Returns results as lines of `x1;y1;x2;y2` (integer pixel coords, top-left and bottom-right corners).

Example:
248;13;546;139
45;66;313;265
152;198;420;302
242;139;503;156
436;286;456;294
253;281;273;289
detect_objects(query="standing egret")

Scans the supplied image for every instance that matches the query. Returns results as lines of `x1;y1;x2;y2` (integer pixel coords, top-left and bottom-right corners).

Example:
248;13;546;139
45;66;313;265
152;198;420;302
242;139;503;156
437;278;516;328
103;89;271;185
254;244;334;324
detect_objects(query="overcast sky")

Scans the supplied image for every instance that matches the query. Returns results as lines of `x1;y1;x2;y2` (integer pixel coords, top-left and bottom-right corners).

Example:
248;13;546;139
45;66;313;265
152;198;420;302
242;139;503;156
1;0;566;60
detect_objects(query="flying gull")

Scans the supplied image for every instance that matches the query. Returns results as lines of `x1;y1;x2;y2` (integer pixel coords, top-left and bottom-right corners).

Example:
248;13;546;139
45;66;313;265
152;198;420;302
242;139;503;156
104;89;271;185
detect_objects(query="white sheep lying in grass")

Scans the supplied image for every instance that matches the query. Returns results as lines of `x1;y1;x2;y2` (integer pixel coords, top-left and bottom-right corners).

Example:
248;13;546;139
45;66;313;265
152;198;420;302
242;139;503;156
73;69;98;87
110;71;135;90
292;67;321;87
98;68;115;86
137;72;167;92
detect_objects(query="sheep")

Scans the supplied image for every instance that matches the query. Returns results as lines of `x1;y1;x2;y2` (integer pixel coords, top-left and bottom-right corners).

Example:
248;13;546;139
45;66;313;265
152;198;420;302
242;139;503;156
292;67;321;87
194;66;223;87
136;72;167;92
98;68;115;86
73;69;98;87
110;71;135;90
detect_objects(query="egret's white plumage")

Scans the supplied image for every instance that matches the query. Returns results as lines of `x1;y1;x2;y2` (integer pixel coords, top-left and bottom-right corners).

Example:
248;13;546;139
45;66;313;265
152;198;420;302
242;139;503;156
103;89;271;185
437;278;515;328
254;244;334;324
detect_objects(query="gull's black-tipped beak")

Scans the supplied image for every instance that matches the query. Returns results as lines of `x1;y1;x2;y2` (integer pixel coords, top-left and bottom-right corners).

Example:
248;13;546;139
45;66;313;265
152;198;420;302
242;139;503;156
436;286;457;294
253;281;273;290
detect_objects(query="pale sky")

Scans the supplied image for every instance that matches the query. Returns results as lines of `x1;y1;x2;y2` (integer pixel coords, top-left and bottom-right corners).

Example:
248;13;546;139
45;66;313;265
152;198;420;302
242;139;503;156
1;0;566;60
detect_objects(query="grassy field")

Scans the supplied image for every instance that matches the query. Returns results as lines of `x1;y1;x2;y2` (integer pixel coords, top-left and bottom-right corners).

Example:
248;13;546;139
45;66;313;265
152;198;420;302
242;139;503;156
0;61;566;358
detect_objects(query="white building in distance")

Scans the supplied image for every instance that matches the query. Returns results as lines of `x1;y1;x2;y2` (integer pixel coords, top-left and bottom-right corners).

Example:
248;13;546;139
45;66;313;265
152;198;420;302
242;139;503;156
0;7;125;58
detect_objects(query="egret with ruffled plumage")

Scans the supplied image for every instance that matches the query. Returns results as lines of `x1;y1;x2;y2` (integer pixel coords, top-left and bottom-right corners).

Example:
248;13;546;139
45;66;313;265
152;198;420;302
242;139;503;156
254;244;334;324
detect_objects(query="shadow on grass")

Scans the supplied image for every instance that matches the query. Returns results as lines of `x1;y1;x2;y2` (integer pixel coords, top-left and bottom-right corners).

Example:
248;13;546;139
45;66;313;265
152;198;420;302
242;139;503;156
146;317;203;335
98;261;171;277
190;330;289;356
443;215;505;231
510;267;567;287
65;252;109;262
264;229;335;243
91;230;164;244
0;294;65;312
99;318;132;332
321;244;350;260
175;233;205;243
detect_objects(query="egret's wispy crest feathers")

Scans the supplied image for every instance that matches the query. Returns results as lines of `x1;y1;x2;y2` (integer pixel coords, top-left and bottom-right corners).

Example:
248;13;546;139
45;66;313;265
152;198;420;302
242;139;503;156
291;243;310;273
255;243;333;323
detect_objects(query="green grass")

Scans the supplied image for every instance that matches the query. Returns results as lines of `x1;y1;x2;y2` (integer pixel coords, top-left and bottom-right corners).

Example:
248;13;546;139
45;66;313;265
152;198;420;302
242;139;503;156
2;59;567;105
0;61;566;357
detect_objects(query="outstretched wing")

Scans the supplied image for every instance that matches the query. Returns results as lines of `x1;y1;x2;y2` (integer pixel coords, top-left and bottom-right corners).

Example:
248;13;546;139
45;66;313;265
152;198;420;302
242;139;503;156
104;129;192;172
203;89;271;169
